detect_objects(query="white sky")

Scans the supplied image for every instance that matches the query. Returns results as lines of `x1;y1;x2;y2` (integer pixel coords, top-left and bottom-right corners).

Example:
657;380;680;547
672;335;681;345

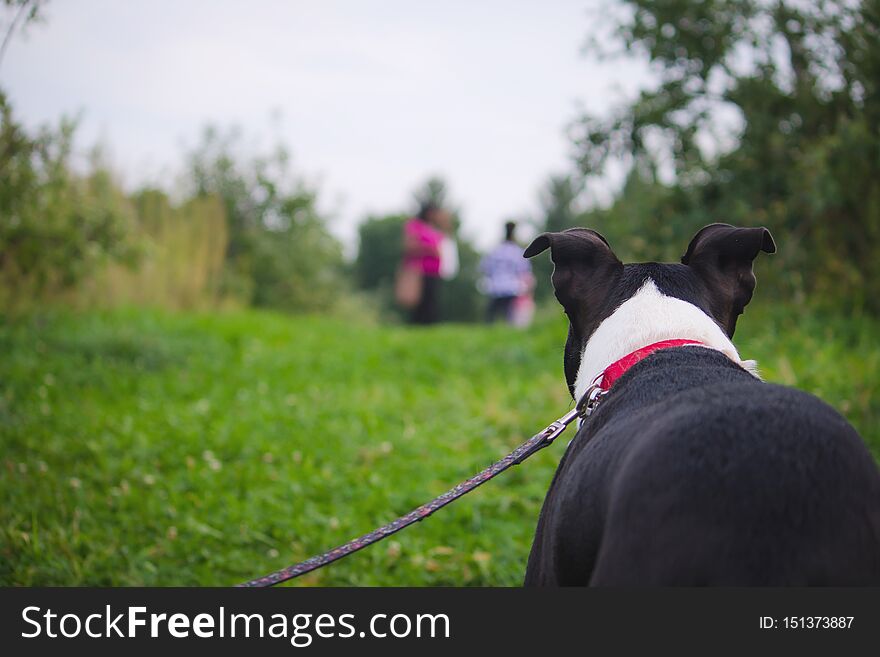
2;0;652;253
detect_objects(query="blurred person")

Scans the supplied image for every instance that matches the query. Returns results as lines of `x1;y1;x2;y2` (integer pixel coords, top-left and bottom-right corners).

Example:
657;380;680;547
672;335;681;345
396;202;444;324
510;269;536;328
434;209;459;282
479;221;533;325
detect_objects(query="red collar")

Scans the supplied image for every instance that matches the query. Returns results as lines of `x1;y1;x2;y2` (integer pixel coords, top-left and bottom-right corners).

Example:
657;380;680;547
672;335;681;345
597;339;707;390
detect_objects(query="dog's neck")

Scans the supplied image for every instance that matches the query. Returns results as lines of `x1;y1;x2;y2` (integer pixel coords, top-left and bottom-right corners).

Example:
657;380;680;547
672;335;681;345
573;280;758;402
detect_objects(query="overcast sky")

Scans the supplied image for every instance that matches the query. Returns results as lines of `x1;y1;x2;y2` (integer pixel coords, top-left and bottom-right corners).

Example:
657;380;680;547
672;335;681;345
2;0;652;252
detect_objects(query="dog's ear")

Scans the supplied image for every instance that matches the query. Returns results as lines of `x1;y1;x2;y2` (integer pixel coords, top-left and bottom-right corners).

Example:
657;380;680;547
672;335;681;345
682;223;776;337
524;228;623;327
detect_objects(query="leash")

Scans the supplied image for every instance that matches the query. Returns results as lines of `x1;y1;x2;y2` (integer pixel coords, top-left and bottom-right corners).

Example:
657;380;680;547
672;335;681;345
238;393;603;587
237;339;706;587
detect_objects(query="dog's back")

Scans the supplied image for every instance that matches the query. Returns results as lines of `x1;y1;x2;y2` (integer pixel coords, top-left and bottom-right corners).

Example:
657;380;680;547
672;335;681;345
523;224;880;585
525;348;880;586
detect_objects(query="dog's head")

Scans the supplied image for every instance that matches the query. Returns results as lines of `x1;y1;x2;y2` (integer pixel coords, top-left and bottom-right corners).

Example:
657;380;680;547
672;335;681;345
524;223;776;397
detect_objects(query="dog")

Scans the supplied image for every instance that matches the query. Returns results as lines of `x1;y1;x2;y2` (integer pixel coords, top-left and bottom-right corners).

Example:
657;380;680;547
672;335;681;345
522;223;880;585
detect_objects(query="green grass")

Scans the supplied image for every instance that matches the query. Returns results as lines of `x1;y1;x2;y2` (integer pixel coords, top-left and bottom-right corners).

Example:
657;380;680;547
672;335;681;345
1;304;878;586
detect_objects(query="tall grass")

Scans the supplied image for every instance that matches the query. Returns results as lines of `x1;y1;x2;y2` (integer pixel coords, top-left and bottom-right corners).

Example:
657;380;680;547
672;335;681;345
68;191;230;311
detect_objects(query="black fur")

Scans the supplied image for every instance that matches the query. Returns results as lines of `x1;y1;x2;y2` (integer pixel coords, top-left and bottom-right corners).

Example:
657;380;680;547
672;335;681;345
524;348;880;585
681;224;776;336
524;224;880;585
527;224;778;397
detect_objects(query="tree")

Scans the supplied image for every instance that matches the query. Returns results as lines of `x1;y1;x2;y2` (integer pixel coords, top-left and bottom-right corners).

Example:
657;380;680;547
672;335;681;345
412;176;452;213
183;125;345;312
355;213;407;292
0;91;137;308
0;0;46;73
573;0;880;311
540;174;583;234
532;174;585;301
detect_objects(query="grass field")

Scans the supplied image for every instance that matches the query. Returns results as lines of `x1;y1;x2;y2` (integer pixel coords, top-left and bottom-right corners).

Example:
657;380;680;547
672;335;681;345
1;304;878;586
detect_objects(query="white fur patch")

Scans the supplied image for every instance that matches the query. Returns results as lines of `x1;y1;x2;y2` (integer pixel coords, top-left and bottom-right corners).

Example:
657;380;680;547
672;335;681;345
573;279;759;402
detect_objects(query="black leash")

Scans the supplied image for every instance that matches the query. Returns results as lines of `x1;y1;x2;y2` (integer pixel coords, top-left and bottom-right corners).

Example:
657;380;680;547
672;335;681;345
237;403;591;587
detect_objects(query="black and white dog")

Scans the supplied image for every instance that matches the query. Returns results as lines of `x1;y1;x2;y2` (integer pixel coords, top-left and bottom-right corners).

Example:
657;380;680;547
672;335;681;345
523;224;880;585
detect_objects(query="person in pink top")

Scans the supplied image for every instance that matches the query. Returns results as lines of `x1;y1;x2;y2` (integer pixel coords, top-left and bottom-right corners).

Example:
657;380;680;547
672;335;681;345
402;202;445;324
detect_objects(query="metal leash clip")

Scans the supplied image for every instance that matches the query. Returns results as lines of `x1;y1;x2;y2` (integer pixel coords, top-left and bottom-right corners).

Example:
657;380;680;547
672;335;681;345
576;373;608;419
542;414;578;443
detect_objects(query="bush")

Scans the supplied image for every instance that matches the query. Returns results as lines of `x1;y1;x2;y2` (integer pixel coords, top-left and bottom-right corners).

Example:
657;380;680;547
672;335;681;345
0;91;137;311
184;126;347;313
